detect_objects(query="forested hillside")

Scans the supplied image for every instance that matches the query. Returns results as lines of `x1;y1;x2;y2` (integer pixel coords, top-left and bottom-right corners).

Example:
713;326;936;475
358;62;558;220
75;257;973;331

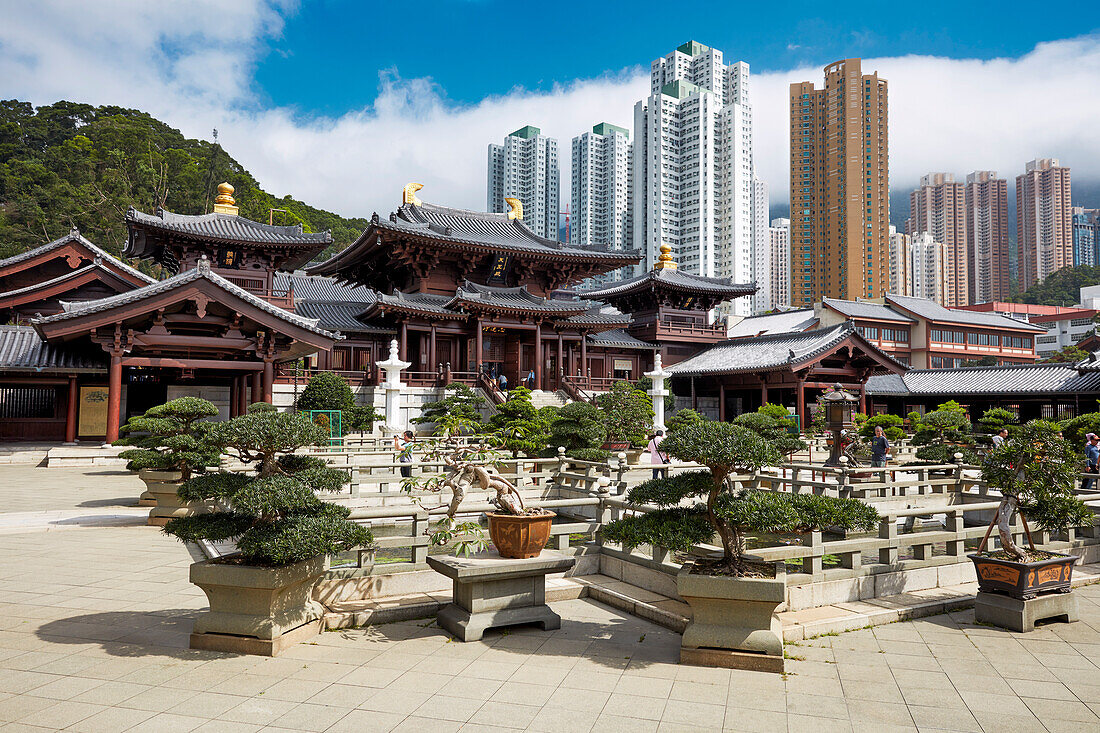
0;100;368;266
1015;265;1100;306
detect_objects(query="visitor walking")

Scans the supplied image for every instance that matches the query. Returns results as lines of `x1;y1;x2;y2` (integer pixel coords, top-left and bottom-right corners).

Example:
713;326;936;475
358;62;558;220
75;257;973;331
647;430;668;480
526;369;535;390
395;430;415;479
992;428;1008;449
870;425;890;468
1083;434;1100;492
497;372;508;393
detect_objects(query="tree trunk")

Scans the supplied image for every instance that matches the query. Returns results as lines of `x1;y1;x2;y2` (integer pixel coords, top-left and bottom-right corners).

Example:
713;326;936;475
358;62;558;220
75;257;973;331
706;473;736;565
996;496;1024;560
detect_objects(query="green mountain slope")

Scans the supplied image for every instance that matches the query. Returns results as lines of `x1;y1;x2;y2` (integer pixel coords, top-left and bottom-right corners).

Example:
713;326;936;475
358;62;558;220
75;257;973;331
1015;265;1100;306
0;100;368;267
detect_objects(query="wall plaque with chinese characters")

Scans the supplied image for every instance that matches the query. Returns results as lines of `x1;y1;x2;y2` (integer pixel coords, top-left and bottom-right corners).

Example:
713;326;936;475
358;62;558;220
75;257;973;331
78;386;109;437
487;254;512;284
218;248;241;268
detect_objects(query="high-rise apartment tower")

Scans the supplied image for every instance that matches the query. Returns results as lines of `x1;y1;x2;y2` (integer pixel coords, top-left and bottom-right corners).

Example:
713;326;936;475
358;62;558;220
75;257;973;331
789;59;889;306
487;125;560;240
888;225;911;297
751;175;771;313
572;123;634;286
965;171;1011;303
632;41;754;314
769;218;791;309
1016;158;1072;290
908;173;968;307
1073;207;1100;267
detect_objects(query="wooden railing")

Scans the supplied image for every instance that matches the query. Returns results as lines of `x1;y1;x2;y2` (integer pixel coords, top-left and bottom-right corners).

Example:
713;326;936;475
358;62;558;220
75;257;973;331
275;366;378;387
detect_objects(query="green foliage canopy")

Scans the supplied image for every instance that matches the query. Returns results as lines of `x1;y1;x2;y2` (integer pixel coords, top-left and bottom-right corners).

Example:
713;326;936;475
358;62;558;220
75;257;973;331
596;381;654;446
488;387;553;456
115;397;221;479
548;401;606;452
295;372;377;435
1015;265;1100;306
858;413;905;442
413;383;486;437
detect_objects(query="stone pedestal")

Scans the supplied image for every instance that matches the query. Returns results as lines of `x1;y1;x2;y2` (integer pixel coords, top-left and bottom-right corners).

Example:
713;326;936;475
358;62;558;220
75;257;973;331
427;550;575;641
975;591;1078;633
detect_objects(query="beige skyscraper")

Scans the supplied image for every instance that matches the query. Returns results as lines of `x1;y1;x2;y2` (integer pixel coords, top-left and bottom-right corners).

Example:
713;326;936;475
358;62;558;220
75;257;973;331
789;59;889;307
1017;158;1072;290
907;173;967;307
965;171;1010;303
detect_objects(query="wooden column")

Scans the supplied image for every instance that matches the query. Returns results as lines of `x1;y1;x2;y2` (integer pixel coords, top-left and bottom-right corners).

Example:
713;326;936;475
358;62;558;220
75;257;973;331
64;376;78;444
429;323;437;373
760;375;768;408
859;383;867;414
691;377;697;410
556;333;564;389
400;321;408;361
229;377;238;418
253;370;263;405
475;320;483;372
262;360;274;404
237;375;249;415
105;352;122;444
719;383;726;422
796;376;806;429
580;332;588;378
534;323;543;390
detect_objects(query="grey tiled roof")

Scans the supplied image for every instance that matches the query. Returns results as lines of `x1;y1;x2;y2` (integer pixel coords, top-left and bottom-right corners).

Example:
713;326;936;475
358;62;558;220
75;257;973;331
34;261;338;339
293;301;394;334
866;364;1100;396
726;309;818;338
0;326;105;373
0;262;119;300
125;208;332;248
0;228;155;284
669;323;861;376
864;373;909;396
885;294;1046;332
580;268;756;300
273;272;377;302
566;304;632;327
371;291;459;316
586;328;657;350
447;283;589;313
1077;351;1100;372
823;298;915;323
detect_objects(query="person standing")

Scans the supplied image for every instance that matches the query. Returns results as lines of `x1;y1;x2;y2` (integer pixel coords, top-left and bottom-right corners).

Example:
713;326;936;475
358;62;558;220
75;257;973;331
647;430;668;480
497;372;508;393
526;369;535;390
870;425;890;468
1083;434;1100;492
991;428;1008;449
395;430;415;479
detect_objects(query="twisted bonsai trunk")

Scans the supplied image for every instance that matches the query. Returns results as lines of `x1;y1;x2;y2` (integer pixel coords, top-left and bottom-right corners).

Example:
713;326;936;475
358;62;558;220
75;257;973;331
996;494;1025;561
707;469;738;570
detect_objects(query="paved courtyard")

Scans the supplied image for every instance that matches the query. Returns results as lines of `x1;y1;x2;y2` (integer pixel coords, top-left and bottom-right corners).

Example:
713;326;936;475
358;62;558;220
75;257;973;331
0;465;1098;732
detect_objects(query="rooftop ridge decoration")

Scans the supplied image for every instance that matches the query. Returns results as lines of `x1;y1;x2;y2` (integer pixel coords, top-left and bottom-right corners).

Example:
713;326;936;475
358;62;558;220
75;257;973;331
212;182;238;216
402;182;423;206
505;197;523;221
653;243;677;271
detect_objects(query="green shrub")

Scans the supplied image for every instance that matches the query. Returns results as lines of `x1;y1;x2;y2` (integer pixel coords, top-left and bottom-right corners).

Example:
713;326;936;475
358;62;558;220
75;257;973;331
565;448;611;462
732;412;806;455
757;403;792;420
489;387;553;456
115;397;222;479
413;383;486;436
858;413;905;442
597;381;654;446
1061;412;1100;447
666;408;704;432
549;401;606;452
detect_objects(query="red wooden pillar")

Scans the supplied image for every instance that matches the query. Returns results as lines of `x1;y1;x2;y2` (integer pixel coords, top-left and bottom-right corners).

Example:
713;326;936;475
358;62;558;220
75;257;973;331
760;375;768;408
229;377;238;418
105;353;122;443
580;332;588;380
556;333;564;389
796;377;806;430
534;323;543;390
719;383;727;422
262;360;274;404
475;319;483;373
429;323;437;373
252;370;263;406
859;383;867;414
238;375;250;415
64;376;78;444
399;322;408;361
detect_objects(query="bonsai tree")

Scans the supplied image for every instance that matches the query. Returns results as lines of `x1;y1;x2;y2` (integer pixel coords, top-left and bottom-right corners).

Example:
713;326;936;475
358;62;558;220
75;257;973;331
488;387;553;457
603;420;877;573
115;397;222;479
858;413;905;442
666;408;705;432
596;380;654;447
548;401;606;455
732;412;807;456
911;401;977;464
296;371;378;435
757;403;793;421
980;420;1090;561
1061;411;1100;447
162;407;372;566
413;383;486;436
975;407;1019;446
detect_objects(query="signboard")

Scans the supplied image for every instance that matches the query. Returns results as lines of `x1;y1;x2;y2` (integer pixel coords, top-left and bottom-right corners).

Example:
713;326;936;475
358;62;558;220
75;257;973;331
217;248;241;268
487;254;512;284
613;359;633;372
78;386;110;437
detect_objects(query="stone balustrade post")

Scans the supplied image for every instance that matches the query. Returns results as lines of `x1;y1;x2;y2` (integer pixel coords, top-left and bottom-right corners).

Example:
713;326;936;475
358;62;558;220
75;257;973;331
595;477;612;547
802;530;824;578
411;510;429;565
946;508;965;556
879;515;898;565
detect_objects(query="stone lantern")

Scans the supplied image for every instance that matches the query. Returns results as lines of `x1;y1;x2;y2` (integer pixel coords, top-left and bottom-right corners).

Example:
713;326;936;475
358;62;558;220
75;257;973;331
644;353;671;432
822;383;858;467
377;338;411;434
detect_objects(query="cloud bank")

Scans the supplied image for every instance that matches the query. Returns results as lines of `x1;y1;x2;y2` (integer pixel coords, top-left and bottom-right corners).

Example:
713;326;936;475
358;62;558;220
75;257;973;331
3;2;1099;220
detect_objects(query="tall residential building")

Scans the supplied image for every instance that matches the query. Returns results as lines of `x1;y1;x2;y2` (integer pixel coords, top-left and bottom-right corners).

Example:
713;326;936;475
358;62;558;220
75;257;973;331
487;125;560;240
907;173;968;307
965;171;1011;303
1016;158;1072;290
571;123;634;285
768;218;791;309
789;58;889;307
632;40;754;314
888;225;911;297
751;175;771;313
909;232;947;304
1072;207;1100;267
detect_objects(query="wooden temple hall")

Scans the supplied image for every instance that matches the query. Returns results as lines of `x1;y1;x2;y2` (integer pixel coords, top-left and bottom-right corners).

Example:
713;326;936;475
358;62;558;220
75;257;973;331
0;180;907;442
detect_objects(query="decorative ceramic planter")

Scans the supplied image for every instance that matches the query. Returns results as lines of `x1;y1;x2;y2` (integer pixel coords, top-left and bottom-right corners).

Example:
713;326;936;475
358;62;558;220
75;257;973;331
141;469;210;527
676;560;786;673
189;555;327;656
969;552;1075;600
487;512;555;559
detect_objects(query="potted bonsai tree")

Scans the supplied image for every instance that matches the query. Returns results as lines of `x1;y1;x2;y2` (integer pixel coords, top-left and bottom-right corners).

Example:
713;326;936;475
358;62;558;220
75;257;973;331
162;404;373;655
488;387;554;457
115;397;223;525
971;420;1090;603
911;401;979;466
602;419;878;671
547;401;608;461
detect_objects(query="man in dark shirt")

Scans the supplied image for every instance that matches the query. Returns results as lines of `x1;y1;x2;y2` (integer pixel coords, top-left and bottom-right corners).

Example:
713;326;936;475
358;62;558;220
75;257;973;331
1084;434;1100;491
870;425;890;467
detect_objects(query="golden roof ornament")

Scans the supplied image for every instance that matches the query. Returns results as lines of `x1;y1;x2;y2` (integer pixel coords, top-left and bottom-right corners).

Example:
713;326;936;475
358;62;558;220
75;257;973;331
505;197;523;220
653;243;677;271
402;182;423;206
213;182;238;215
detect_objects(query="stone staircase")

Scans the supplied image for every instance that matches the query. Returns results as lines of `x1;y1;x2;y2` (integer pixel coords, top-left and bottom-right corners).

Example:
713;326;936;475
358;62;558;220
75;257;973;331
529;389;570;408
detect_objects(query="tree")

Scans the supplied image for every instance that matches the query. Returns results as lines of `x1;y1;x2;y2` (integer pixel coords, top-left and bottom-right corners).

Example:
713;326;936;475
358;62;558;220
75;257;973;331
413;383;486;436
732;412;807;456
488;387;553;456
858;413;905;442
1061;412;1100;447
1043;345;1089;364
162;409;372;566
295;371;378;435
911;401;977;464
1015;265;1100;306
757;403;793;421
548;402;606;453
601;420;878;573
114;397;221;479
980;420;1090;561
666;409;705;432
596;380;654;446
976;407;1019;438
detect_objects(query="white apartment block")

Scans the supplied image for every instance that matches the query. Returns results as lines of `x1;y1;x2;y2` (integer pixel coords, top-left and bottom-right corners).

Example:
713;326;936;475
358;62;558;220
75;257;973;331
768;218;791;309
909;232;948;304
487;125;559;240
751;175;770;313
572;123;634;287
888;225;911;297
632;41;754;315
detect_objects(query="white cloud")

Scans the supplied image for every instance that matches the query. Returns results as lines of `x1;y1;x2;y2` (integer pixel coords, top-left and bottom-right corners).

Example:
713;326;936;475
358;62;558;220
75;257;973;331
3;2;1100;220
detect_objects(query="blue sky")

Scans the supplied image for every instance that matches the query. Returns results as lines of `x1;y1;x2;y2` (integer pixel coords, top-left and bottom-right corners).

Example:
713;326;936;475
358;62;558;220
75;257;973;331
254;0;1099;117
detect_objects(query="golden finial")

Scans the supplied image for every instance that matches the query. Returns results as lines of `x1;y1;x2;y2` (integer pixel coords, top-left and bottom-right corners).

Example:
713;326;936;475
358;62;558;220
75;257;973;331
505;197;523;220
654;243;677;271
213;182;238;215
402;182;423;206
